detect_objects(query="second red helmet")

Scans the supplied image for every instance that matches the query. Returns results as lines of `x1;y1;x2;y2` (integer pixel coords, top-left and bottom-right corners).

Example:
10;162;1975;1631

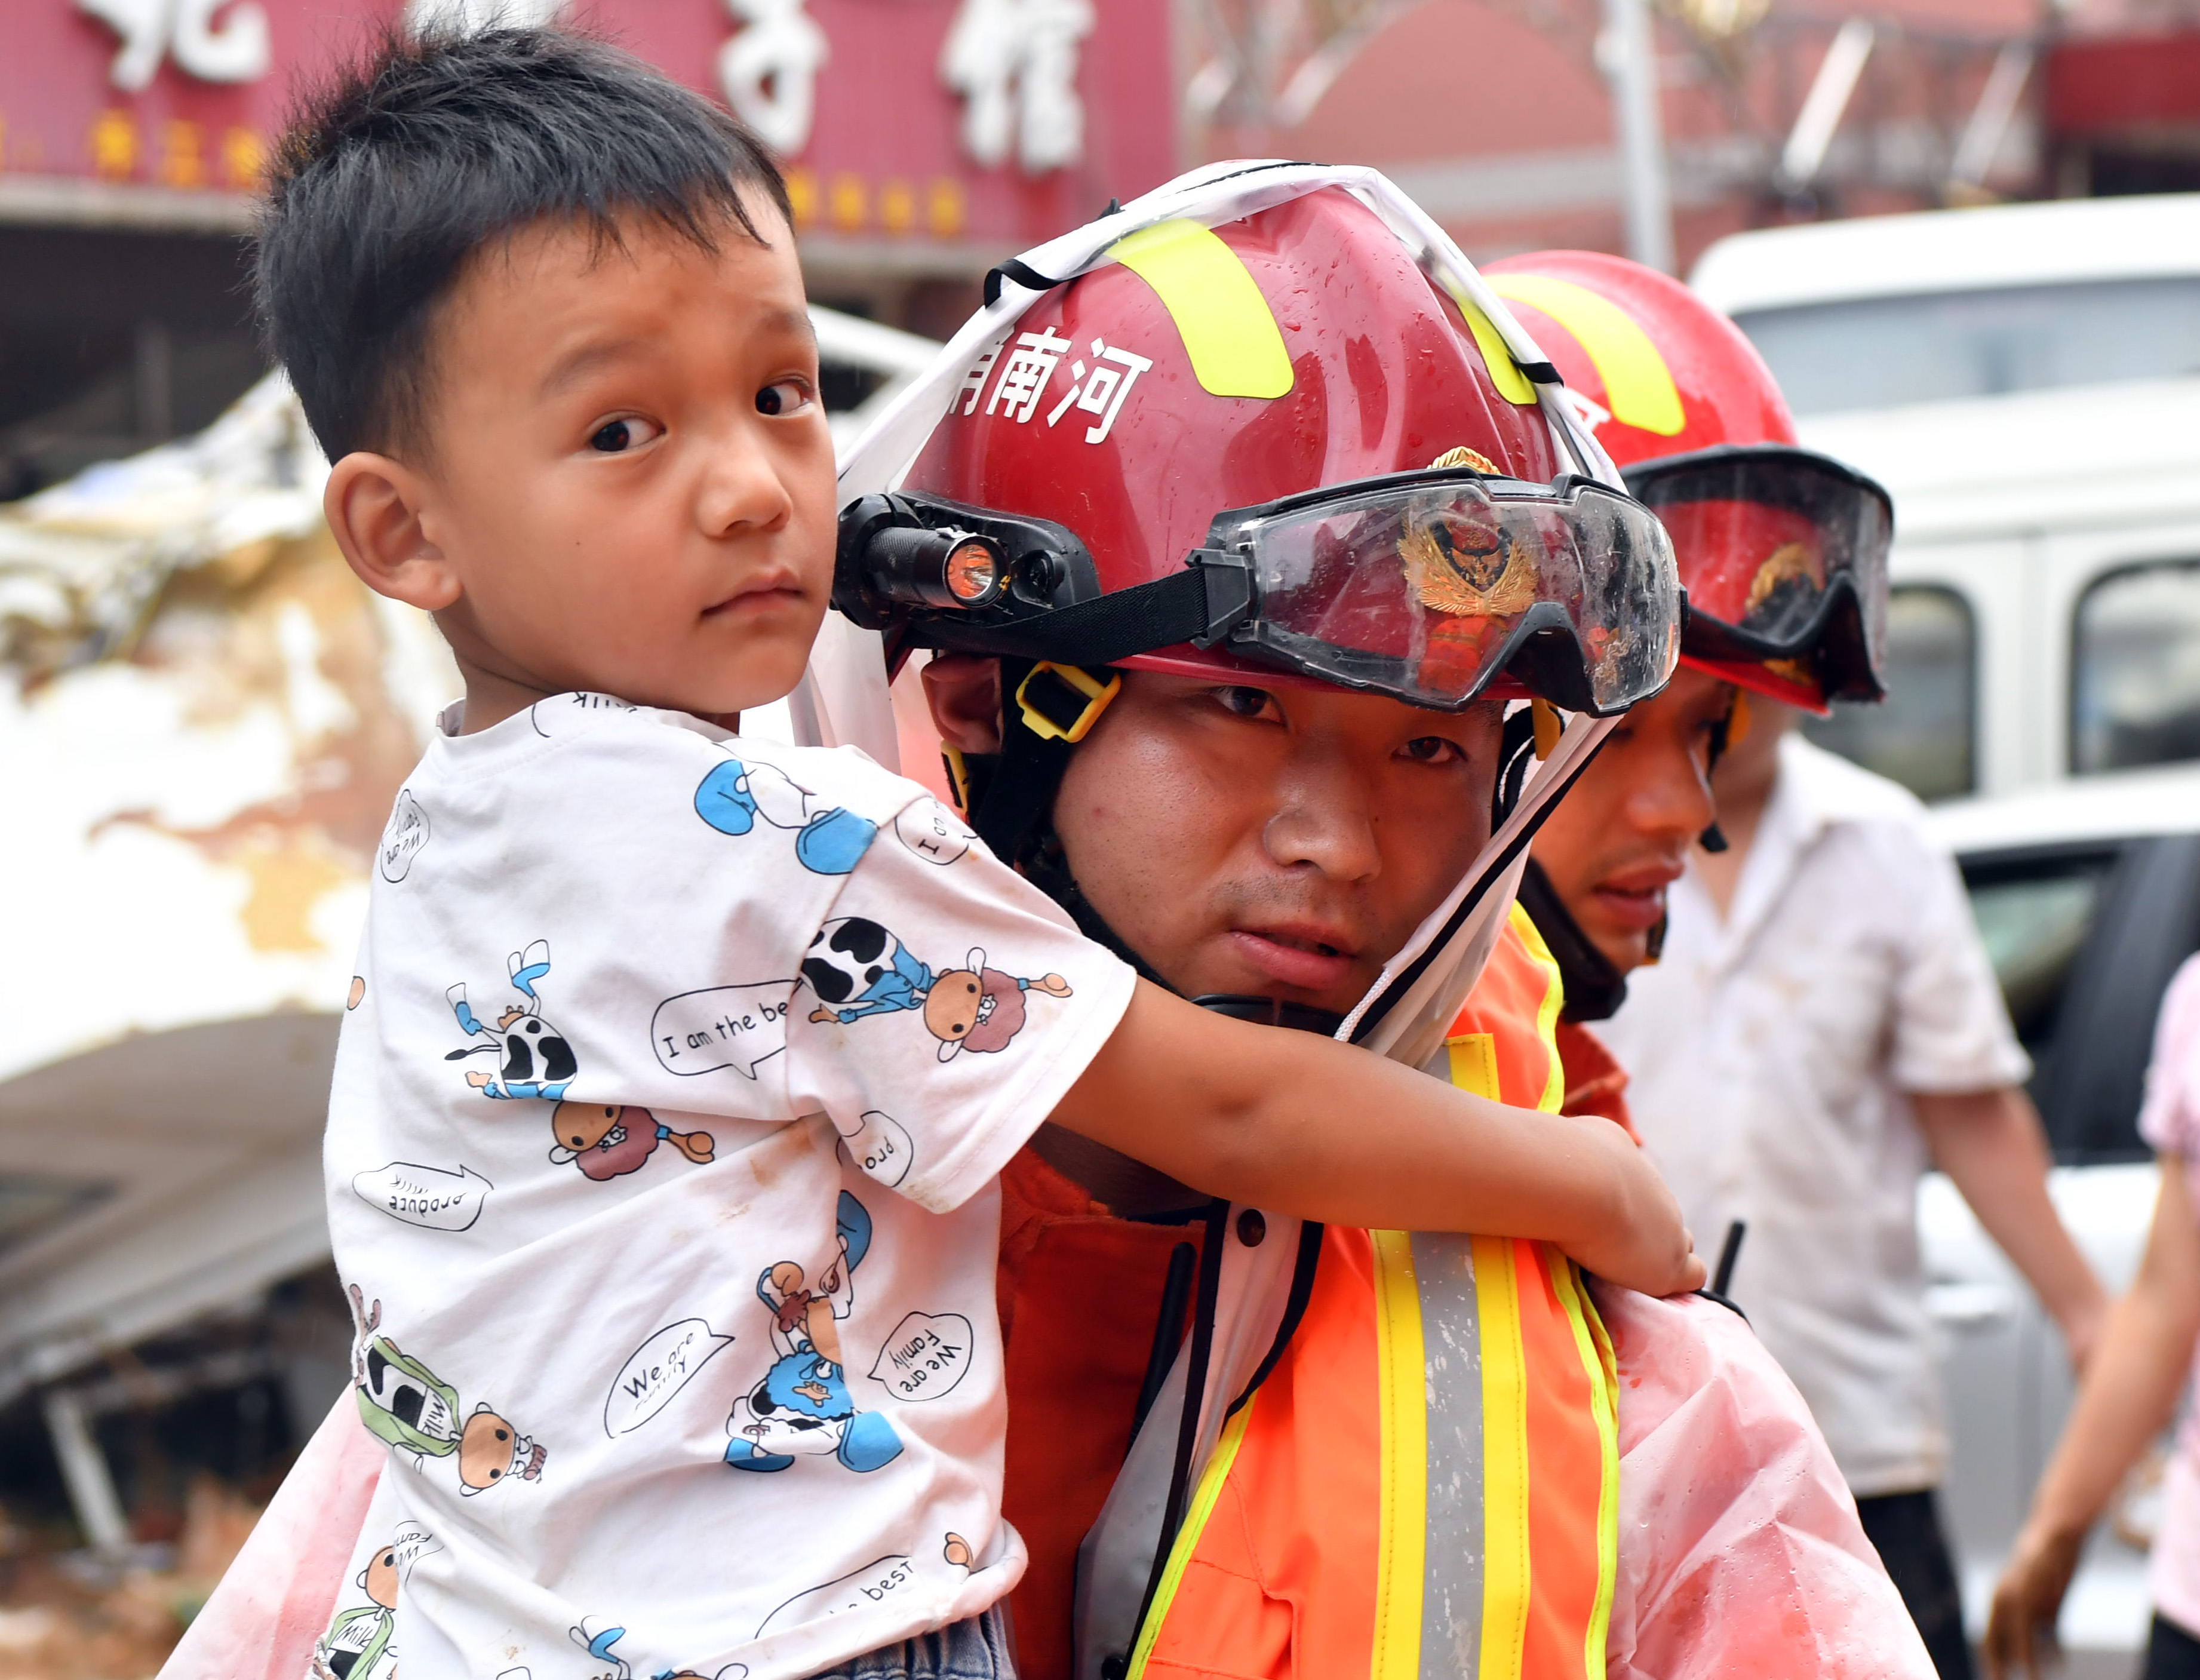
1483;250;1891;709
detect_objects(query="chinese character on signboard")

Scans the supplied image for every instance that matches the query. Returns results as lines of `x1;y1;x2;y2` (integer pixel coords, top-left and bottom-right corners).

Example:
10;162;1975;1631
939;0;1094;174
407;0;567;34
719;0;831;156
76;0;272;91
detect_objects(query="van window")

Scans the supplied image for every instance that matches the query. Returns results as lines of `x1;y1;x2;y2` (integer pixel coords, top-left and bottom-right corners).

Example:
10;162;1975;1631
1802;585;1975;800
1731;277;2200;415
1965;865;2109;1052
2073;561;2200;774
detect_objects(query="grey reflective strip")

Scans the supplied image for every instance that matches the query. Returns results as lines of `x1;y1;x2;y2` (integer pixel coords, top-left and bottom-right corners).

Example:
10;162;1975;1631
1412;1232;1485;1679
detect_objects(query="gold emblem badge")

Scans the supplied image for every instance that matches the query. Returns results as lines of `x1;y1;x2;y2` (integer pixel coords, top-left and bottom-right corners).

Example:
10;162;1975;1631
1744;541;1821;615
1430;445;1501;473
1398;508;1538;618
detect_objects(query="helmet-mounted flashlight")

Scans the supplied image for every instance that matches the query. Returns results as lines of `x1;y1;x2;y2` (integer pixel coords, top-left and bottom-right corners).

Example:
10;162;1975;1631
835;493;1101;635
861;526;1009;612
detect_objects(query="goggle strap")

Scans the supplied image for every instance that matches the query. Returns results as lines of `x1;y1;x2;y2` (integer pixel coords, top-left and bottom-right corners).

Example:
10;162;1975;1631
939;564;1238;669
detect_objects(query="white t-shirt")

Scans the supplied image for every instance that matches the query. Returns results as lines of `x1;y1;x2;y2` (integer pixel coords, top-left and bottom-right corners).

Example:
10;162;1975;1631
323;693;1135;1680
1594;735;2027;1497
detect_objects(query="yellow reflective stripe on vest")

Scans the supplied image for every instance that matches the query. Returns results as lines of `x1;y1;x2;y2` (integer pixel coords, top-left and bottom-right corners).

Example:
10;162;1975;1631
1506;902;1568;1114
1109;220;1295;399
1550;1260;1622;1679
1371;1229;1428;1680
1471;1234;1532;1679
1127;915;1613;1680
1124;1395;1258;1680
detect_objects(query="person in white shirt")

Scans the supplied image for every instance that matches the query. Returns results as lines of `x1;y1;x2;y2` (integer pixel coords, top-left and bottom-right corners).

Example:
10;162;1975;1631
249;36;1698;1680
1598;701;2109;1679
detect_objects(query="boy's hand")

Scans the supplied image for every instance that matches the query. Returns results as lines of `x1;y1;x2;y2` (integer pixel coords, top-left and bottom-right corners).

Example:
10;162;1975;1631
1556;1117;1704;1297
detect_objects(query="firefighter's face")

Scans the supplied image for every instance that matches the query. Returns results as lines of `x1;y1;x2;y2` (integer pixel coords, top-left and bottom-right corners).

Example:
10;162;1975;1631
926;665;1500;1015
1529;667;1729;973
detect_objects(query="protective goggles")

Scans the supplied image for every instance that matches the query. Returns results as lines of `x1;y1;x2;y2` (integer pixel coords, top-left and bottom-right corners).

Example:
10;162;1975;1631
837;465;1680;717
1624;444;1891;704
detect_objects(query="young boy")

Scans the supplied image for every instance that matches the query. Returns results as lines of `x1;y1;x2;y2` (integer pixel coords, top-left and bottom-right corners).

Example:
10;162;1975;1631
260;28;1698;1680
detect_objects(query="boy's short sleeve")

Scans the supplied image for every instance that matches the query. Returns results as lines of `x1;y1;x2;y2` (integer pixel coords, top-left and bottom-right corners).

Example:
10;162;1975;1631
783;798;1138;1213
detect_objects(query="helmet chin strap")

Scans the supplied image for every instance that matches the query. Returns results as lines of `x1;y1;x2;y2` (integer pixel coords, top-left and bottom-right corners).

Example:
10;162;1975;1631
1513;858;1630;1023
1339;709;1618;1070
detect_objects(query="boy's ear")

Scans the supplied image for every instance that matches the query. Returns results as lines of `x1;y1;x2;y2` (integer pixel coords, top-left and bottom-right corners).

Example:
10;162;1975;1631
324;452;459;612
921;655;1004;754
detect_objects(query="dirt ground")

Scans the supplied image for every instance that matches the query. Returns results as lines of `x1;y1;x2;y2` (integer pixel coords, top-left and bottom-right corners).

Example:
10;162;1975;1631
0;1476;259;1680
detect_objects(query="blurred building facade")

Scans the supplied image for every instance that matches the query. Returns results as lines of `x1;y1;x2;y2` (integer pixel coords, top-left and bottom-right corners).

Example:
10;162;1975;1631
0;0;1176;500
1181;0;2200;271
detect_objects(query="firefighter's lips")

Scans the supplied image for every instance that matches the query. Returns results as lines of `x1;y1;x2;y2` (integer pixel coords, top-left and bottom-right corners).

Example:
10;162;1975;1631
1592;859;1684;933
1229;923;1359;989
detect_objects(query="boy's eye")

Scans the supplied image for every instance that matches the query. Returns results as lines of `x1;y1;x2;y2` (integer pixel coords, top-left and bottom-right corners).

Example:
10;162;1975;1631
756;379;813;417
589;416;662;453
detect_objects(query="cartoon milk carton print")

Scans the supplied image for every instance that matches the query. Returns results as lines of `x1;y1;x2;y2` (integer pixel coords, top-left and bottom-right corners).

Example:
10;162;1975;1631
549;1102;714;1181
801;918;1071;1059
693;753;877;876
348;1286;545;1493
570;1620;747;1680
311;1540;399;1680
724;1191;903;1475
444;939;576;1100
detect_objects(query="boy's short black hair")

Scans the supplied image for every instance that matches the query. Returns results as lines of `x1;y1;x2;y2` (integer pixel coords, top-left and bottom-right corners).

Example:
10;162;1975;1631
256;27;790;462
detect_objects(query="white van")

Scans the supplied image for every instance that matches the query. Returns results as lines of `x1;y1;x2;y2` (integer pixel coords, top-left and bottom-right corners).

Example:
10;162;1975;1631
1691;195;2200;800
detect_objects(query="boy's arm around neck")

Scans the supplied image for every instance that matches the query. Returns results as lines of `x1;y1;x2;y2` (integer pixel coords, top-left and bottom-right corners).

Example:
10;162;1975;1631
1047;978;1705;1298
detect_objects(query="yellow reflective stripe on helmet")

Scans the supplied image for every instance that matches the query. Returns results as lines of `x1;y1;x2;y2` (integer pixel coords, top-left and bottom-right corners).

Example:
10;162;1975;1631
1124;1396;1258;1680
1487;274;1686;437
1473;1234;1532;1680
1550;1257;1621;1680
1109;219;1294;399
1442;281;1539;407
1370;1228;1428;1680
1506;903;1569;1113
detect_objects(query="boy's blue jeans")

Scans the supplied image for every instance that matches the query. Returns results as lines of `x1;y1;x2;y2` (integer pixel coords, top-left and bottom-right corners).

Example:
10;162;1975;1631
807;1606;1013;1680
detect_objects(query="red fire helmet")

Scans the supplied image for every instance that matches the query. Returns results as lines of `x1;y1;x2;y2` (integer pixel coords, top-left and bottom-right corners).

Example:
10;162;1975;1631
837;188;1679;726
1483;250;1891;710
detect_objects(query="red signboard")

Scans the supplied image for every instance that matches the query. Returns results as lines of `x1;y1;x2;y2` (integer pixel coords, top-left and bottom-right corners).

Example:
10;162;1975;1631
2046;32;2200;139
0;0;1176;251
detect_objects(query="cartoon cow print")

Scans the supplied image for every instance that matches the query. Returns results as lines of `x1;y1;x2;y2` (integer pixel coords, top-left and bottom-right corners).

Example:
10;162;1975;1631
445;939;576;1101
801;919;1071;1059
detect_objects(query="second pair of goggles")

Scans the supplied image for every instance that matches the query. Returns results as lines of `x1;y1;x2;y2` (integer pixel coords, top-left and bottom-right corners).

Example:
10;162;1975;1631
837;465;1680;717
1630;443;1893;704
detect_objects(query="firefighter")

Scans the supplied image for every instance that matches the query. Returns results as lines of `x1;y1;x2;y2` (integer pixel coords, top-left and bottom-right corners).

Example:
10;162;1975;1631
849;166;1932;1680
1475;248;1890;1131
1493;252;2107;1680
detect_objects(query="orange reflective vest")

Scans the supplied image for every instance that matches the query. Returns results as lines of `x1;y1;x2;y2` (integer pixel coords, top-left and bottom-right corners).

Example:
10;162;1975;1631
1126;906;1621;1680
